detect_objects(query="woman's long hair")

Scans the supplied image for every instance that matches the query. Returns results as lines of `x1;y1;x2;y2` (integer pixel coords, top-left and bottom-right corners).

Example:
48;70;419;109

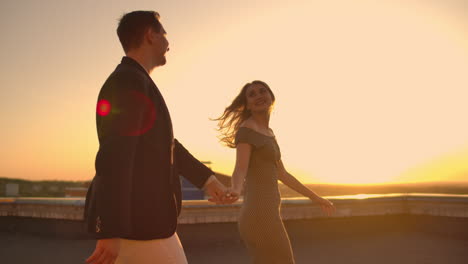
213;80;275;148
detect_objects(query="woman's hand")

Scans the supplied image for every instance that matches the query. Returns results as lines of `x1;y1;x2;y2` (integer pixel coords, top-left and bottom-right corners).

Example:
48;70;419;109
311;196;336;217
222;188;240;204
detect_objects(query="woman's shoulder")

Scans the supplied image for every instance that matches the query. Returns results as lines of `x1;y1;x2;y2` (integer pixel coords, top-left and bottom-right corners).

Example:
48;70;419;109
237;121;260;138
239;119;257;130
236;120;261;146
239;120;275;137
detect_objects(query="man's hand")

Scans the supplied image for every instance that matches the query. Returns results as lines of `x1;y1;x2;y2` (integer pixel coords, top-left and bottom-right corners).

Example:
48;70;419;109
204;177;229;204
86;238;120;264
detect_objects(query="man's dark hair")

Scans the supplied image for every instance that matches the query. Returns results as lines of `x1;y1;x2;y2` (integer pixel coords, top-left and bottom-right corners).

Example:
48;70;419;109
117;11;162;53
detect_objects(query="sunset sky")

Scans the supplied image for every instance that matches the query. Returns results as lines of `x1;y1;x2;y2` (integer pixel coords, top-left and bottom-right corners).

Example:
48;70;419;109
1;0;467;184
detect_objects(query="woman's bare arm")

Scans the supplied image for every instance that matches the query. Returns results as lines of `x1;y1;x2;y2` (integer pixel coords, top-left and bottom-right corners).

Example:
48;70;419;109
277;159;321;200
231;143;252;194
277;159;336;216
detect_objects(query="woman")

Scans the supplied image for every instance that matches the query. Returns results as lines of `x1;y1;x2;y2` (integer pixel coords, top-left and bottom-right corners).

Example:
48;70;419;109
215;80;336;264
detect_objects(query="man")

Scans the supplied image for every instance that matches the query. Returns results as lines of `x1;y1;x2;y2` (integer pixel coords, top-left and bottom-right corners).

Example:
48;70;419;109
84;11;236;264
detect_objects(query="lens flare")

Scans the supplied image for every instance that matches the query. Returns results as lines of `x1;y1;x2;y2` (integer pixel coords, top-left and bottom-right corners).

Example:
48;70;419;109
97;99;111;116
124;90;157;136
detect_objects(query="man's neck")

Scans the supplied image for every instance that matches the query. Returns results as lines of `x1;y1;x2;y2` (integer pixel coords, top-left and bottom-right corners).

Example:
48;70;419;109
126;52;155;74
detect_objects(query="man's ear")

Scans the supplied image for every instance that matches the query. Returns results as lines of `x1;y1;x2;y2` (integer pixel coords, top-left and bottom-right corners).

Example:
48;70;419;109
144;27;156;45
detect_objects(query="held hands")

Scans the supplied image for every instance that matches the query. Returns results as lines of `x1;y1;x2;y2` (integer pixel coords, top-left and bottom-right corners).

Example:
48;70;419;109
86;238;120;264
223;187;241;204
204;177;239;204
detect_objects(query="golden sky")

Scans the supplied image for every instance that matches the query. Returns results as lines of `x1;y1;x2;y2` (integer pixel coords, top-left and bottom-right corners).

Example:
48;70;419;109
1;0;467;184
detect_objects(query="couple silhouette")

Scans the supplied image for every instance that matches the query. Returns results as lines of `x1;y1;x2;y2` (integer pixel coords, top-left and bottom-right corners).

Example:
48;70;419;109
84;10;334;264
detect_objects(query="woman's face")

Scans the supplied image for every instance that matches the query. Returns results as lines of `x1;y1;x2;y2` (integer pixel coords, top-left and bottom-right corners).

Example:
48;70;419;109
245;83;274;113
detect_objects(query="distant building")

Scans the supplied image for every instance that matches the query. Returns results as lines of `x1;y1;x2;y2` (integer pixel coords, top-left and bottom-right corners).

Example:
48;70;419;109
64;187;88;197
181;177;205;200
178;161;213;200
77;168;211;200
6;183;19;196
32;185;43;192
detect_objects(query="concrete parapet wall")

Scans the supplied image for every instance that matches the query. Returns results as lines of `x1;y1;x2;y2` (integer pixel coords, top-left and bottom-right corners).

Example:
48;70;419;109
1;194;468;224
406;196;468;218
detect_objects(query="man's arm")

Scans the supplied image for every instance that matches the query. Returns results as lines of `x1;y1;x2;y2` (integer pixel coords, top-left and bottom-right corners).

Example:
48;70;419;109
174;139;228;203
174;139;213;188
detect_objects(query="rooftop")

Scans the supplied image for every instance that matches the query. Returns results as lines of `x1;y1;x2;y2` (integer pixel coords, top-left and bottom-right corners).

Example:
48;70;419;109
1;194;467;264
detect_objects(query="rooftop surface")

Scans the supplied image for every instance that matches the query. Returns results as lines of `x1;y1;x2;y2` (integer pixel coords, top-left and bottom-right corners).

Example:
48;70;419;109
1;194;467;264
1;216;468;264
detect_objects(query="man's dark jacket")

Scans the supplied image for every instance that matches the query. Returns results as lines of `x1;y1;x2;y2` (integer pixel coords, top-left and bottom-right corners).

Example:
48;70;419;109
84;57;213;240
